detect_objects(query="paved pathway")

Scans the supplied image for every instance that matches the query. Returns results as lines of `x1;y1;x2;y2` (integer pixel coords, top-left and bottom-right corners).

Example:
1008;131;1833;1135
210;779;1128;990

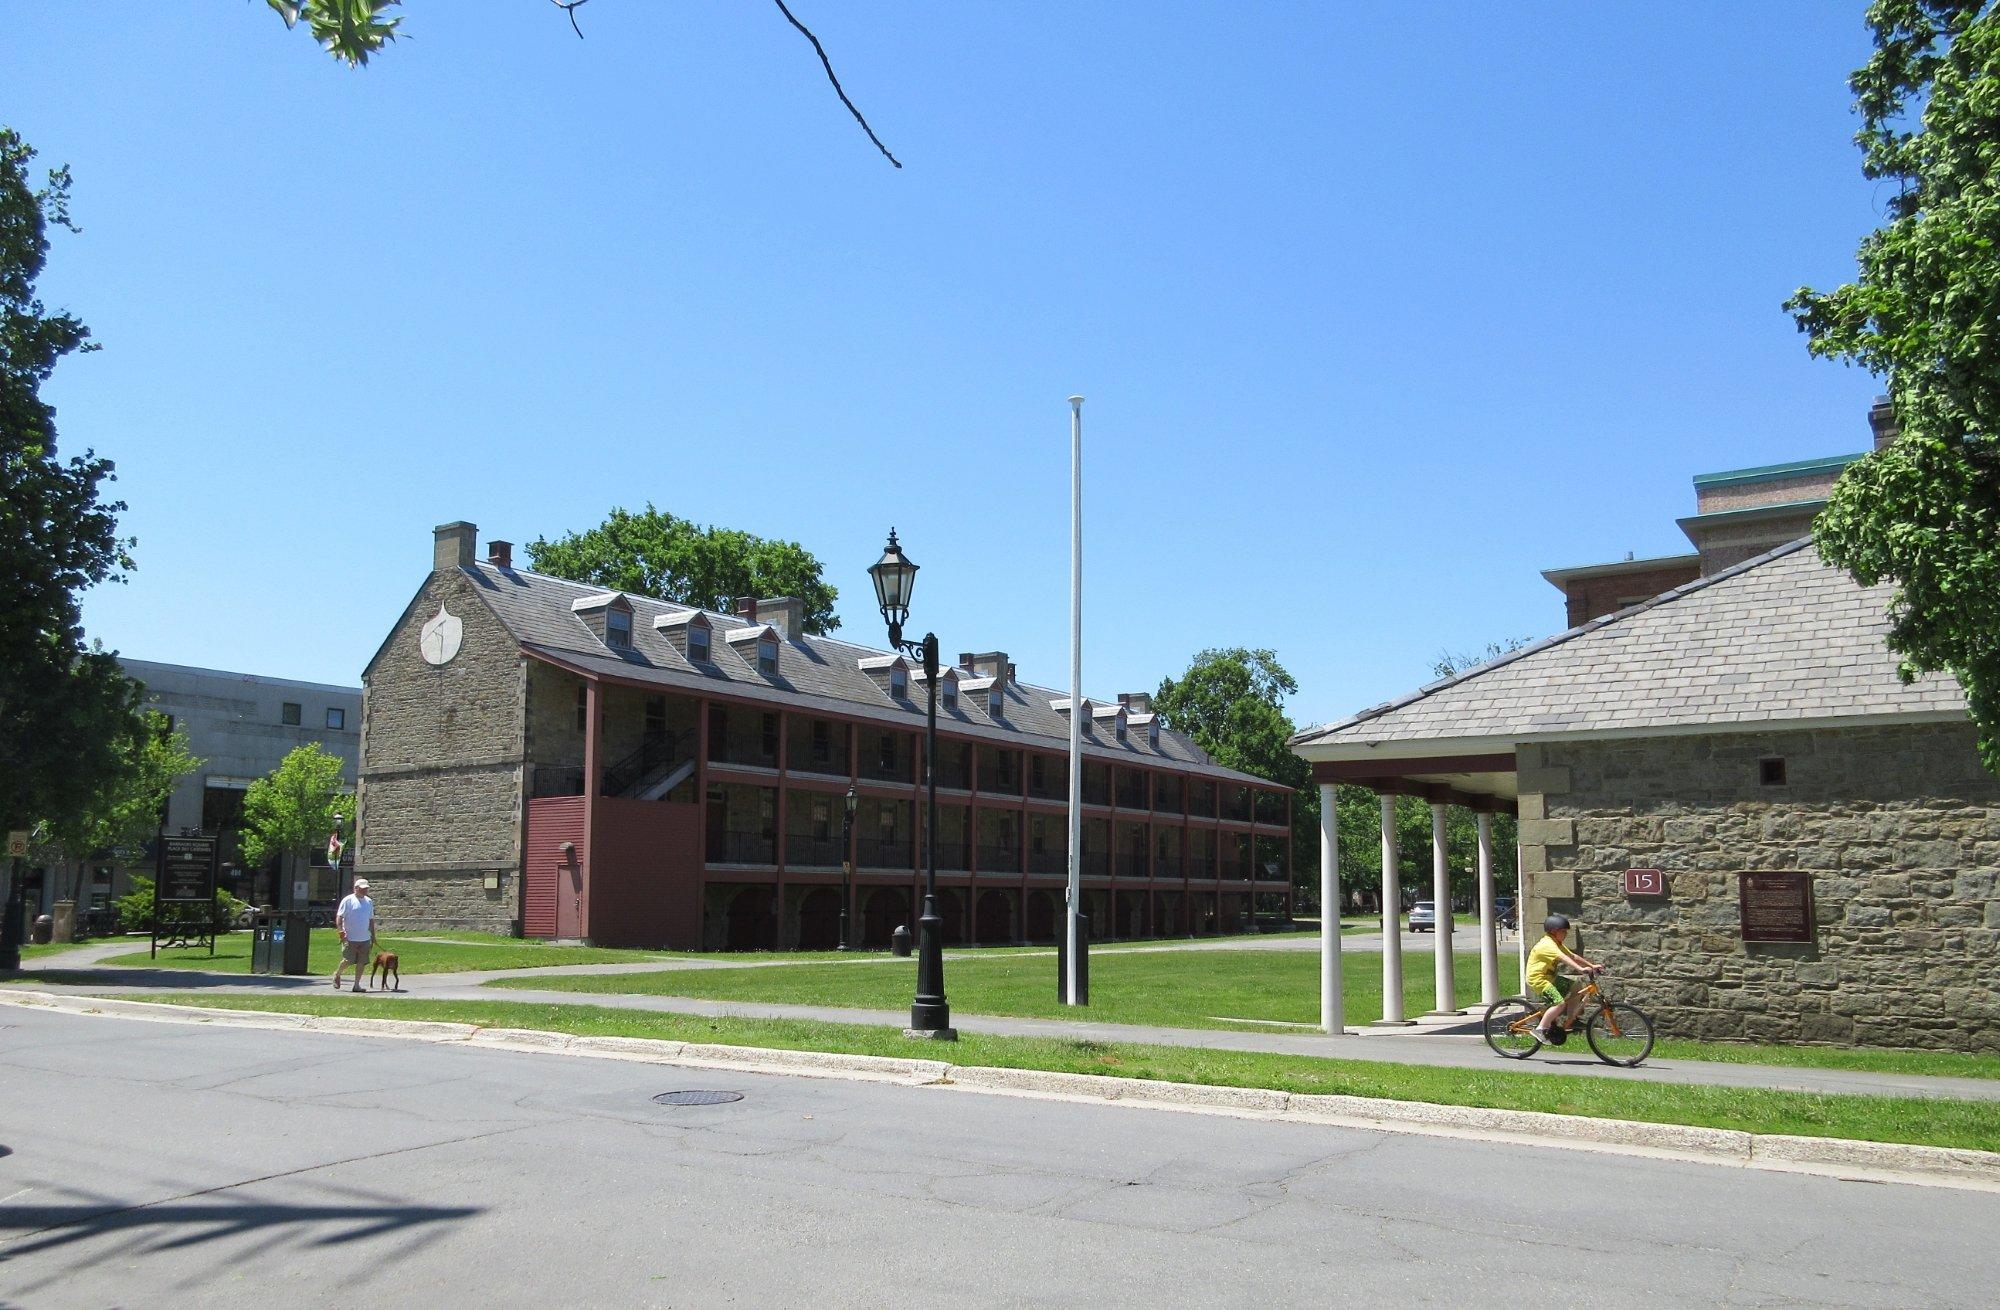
14;942;1997;1103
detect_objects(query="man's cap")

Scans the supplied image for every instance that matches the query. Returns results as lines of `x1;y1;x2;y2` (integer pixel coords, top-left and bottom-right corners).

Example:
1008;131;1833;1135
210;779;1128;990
353;878;370;890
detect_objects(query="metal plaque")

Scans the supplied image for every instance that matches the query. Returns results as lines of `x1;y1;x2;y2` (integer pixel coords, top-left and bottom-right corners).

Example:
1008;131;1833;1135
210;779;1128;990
1622;868;1666;897
1738;871;1814;944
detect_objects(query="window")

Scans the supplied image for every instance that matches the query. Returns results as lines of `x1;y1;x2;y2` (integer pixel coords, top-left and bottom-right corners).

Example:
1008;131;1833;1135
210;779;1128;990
988;689;1003;718
889;667;908;699
811;720;831;763
605;607;633;650
879;733;898;773
644;697;666;742
325;707;346;730
761;713;779;759
757;635;779;677
1030;756;1045;791
281;702;301;727
688;625;711;663
812;797;831;840
576;685;588;732
942;679;957;710
1115;719;1128;743
1760;757;1787;787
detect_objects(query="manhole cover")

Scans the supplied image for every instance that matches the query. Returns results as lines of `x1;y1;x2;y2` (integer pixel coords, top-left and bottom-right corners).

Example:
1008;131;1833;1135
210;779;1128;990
652;1090;744;1107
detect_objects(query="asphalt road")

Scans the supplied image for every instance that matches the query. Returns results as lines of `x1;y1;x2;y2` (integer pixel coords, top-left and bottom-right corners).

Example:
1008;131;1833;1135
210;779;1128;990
2;1010;1992;1309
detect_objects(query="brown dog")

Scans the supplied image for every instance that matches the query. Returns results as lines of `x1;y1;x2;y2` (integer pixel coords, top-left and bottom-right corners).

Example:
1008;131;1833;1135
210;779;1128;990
369;949;400;992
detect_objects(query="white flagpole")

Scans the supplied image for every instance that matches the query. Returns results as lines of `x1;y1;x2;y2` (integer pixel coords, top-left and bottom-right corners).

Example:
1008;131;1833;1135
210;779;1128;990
1065;395;1085;1005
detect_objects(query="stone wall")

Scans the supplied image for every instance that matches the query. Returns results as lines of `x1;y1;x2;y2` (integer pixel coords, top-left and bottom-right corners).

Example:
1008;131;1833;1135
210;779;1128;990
357;568;526;933
1518;721;2000;1051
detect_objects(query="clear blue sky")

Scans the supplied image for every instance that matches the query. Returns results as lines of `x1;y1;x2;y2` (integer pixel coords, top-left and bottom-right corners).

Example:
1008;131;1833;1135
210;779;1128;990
9;4;1884;729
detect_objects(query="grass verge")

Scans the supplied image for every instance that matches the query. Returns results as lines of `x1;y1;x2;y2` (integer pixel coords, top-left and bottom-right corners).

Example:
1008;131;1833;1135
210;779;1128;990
101;933;676;976
117;992;2000;1153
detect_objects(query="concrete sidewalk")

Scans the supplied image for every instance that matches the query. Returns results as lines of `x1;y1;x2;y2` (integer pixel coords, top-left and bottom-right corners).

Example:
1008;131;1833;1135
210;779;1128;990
16;945;1997;1104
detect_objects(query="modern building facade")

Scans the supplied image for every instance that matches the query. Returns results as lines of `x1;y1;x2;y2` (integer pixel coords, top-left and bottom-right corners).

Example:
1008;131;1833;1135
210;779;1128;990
25;659;362;918
356;522;1294;949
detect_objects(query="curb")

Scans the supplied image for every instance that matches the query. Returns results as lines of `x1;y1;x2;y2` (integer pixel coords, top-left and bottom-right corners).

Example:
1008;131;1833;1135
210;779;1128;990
6;990;1996;1191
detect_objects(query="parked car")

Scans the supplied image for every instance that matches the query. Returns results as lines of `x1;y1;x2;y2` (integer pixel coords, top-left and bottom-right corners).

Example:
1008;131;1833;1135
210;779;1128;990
1408;901;1436;933
1497;897;1517;930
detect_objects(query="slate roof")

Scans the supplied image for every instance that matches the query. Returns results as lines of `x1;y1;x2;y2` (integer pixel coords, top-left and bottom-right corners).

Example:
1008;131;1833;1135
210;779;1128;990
1293;538;1967;750
457;562;1274;786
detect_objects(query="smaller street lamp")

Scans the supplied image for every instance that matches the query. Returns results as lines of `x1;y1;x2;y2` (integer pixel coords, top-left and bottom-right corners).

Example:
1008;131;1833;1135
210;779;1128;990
869;529;952;1039
839;785;857;951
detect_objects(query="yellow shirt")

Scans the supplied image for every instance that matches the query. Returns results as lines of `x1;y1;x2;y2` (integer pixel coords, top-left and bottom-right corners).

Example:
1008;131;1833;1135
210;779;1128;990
1526;935;1568;990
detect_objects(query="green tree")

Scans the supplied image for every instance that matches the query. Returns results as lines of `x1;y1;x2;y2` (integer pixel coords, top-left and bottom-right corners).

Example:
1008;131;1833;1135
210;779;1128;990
238;745;352;901
37;711;200;905
1154;648;1319;901
0;127;145;843
527;504;841;634
1788;2;2000;773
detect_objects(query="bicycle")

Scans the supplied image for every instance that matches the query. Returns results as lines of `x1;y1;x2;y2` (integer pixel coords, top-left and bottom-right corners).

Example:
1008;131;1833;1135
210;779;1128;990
1482;971;1655;1067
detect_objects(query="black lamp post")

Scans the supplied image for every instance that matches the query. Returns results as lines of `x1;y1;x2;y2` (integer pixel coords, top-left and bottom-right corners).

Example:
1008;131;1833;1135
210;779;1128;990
838;785;857;951
869;529;954;1039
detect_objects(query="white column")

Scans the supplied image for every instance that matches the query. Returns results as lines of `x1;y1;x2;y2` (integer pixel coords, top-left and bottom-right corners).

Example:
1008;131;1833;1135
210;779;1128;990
1516;832;1529;995
1476;810;1499;1006
1318;783;1343;1034
1378;793;1405;1024
1429;801;1458;1014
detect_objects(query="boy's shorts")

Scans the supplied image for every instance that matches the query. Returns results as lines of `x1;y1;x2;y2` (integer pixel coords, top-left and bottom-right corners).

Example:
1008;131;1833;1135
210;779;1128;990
1535;975;1573;1005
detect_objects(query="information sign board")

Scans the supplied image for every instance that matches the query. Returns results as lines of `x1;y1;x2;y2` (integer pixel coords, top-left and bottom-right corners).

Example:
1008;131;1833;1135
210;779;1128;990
1738;871;1815;944
157;836;218;904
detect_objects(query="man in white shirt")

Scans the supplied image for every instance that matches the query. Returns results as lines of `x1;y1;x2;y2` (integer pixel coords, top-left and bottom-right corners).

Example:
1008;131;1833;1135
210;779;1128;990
332;878;376;993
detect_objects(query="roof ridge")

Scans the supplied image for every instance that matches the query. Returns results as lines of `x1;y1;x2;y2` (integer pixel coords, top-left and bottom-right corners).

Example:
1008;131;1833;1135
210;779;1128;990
1292;536;1819;745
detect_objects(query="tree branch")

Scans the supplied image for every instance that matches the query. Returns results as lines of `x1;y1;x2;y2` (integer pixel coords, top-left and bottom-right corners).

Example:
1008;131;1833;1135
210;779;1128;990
770;0;901;168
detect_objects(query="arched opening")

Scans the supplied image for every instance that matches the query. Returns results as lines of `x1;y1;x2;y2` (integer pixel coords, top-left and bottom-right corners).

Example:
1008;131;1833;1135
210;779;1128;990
935;888;966;946
796;887;841;950
725;887;774;951
1024;890;1057;943
862;887;906;948
975;889;1013;944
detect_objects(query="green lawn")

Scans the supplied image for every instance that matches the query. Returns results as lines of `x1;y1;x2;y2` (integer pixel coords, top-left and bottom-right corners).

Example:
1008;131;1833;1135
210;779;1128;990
124;992;2000;1154
101;932;676;976
486;946;2000;1080
490;945;1493;1032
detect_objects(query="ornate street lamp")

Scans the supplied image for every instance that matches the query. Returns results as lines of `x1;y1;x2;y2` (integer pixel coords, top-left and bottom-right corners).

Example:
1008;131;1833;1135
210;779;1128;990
869;529;953;1038
839;785;857;951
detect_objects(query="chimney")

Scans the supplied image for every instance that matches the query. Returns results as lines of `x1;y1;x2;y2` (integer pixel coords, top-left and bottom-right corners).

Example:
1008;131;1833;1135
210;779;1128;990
1119;691;1152;715
958;652;977;672
734;596;758;623
756;597;804;640
487;540;513;570
433;521;477;572
1868;395;1899;450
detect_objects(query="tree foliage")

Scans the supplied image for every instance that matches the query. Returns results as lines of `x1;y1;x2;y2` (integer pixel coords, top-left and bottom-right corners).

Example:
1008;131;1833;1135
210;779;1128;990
0;127;144;839
37;712;200;901
1788;1;2000;772
527;504;841;634
264;0;403;66
239;744;352;874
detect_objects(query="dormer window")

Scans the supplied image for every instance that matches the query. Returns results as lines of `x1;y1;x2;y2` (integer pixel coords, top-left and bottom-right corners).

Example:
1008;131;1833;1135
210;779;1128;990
1115;717;1128;743
1147;719;1161;748
889;666;908;699
988;688;1003;718
688;625;711;663
758;634;779;677
605;607;632;650
574;592;636;651
941;678;957;710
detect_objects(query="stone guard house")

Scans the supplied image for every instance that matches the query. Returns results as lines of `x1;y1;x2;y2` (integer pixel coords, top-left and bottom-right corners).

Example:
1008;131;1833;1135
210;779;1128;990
1293;539;1998;1051
357;522;1294;949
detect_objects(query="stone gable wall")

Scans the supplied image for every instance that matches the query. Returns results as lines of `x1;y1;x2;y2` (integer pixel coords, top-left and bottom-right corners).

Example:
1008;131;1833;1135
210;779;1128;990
357;569;526;932
1517;721;2000;1050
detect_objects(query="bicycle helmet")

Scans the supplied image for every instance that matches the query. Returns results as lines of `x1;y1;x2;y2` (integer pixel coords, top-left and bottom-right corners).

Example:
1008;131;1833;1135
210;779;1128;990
1543;913;1571;933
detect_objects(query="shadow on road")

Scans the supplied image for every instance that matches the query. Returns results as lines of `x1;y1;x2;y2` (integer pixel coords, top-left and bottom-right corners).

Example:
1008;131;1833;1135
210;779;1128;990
0;1196;483;1262
3;968;326;991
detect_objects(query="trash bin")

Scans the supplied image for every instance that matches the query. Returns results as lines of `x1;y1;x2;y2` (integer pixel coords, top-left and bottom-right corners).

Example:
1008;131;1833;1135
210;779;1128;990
30;914;52;946
250;911;279;975
1056;912;1090;1005
890;924;912;957
281;912;311;975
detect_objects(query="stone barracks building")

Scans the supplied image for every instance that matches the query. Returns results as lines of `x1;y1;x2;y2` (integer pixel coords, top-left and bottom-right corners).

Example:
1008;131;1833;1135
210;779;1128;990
1294;537;1998;1051
356;522;1293;950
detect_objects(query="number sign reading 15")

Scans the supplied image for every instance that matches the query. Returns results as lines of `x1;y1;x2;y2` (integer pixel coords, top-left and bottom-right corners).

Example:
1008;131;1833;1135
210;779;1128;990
1622;868;1666;897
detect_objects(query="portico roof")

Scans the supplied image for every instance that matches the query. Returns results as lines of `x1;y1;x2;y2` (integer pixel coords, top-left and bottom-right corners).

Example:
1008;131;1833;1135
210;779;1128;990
1292;538;1967;797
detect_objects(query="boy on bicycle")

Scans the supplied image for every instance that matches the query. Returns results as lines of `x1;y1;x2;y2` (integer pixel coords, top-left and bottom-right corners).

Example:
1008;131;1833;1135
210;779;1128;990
1528;913;1602;1043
